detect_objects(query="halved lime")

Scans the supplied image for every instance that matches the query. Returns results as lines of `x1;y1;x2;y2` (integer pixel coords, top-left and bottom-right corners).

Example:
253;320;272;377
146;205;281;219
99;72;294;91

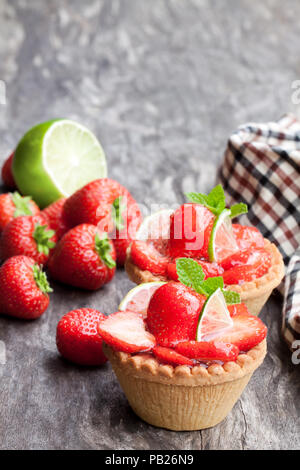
135;209;174;241
119;281;166;318
196;288;233;341
13;119;107;208
208;208;239;262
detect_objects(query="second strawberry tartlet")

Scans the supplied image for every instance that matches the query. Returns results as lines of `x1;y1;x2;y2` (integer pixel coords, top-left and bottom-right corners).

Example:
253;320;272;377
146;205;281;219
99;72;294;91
125;185;284;316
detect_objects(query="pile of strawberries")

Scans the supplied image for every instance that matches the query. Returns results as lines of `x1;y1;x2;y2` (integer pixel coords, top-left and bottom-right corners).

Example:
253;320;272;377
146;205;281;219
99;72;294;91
0;152;142;365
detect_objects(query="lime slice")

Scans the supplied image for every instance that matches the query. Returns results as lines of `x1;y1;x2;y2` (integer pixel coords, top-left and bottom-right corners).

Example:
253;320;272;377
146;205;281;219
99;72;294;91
119;281;166;318
135;209;174;241
196;288;233;341
208;208;239;262
13;119;107;208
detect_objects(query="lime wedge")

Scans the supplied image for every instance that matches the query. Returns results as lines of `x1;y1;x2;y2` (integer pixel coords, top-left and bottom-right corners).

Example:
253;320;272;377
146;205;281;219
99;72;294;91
196;288;233;341
208;208;239;262
135;209;174;241
119;281;166;318
13;119;107;208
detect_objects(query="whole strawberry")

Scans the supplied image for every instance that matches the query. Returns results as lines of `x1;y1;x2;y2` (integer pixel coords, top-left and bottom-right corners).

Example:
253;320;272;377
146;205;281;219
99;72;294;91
0;255;52;319
1;152;17;189
42;198;69;240
0;214;56;265
56;308;108;366
0;191;40;233
146;281;206;347
63;179;142;265
48;224;116;290
169;203;215;259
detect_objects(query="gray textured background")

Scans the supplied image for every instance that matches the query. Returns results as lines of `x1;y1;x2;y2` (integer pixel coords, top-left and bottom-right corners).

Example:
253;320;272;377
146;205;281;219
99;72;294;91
0;0;299;450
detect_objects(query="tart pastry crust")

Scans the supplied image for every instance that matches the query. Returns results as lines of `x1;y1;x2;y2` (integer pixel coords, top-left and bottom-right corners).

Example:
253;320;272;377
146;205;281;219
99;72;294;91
104;340;267;430
125;239;285;316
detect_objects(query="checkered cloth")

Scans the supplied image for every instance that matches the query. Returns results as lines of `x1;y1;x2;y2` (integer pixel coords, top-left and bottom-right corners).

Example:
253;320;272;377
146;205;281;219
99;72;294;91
218;114;300;350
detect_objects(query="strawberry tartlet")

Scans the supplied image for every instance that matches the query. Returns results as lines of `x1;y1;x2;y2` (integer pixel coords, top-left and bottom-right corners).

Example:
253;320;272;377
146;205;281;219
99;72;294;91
125;185;284;316
99;259;267;431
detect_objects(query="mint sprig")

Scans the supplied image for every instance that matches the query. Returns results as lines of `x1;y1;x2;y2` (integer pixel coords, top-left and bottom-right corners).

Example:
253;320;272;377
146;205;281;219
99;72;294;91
111;196;126;231
185;184;248;219
11;191;34;218
176;258;240;304
95;232;116;269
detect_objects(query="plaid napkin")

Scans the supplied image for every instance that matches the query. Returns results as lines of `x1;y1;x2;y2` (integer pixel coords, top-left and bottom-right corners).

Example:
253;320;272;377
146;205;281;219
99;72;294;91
218;114;300;350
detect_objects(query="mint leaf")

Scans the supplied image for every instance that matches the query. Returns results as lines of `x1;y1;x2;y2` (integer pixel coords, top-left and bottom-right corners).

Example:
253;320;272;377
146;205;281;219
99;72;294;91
207;185;226;212
222;289;241;304
230;203;248;219
199;276;224;296
185;185;226;216
95;232;116;269
112;196;126;232
185;192;208;206
176;257;241;305
176;258;205;291
185;185;248;220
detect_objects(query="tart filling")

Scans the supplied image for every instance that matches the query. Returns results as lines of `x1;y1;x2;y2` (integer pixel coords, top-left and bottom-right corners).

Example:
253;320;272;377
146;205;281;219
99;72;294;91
99;260;268;370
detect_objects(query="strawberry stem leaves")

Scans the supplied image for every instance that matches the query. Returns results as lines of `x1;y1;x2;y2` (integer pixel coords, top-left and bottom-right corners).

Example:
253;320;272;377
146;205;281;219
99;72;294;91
112;196;126;231
185;184;248;219
32;264;53;294
33;224;56;255
176;257;241;304
95;232;116;269
11;191;34;218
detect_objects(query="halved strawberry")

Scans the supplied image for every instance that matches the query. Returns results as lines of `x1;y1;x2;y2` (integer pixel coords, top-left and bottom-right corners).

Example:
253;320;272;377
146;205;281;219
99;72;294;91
98;310;156;353
167;258;223;281
176;341;239;362
232;224;265;251
222;248;271;285
203;313;267;352
130;240;170;275
146;282;206;347
153;346;194;366
169;203;215;259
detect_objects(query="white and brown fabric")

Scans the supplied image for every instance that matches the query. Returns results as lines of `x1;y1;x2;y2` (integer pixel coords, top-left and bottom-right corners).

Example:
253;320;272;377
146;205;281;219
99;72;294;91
218;114;300;350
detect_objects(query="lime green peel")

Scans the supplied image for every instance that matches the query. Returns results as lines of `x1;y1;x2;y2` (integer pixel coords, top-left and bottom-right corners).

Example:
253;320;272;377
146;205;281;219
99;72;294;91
13;119;107;208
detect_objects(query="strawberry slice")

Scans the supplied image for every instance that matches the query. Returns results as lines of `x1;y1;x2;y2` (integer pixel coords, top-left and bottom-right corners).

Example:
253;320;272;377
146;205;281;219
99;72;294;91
227;303;249;317
222;248;271;285
203;313;267;352
167;258;223;281
153;346;195;366
176;341;239;362
98;311;156;353
130;240;170;275
232;224;265;251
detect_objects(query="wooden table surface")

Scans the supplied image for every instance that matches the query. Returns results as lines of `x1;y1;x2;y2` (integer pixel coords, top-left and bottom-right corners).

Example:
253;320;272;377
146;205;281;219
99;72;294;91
0;0;299;450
